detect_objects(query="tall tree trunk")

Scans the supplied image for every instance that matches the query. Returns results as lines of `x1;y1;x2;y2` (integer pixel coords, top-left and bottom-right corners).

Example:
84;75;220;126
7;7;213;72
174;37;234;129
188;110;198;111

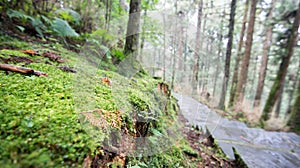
235;0;257;107
249;53;258;100
286;59;300;116
163;14;166;81
261;2;300;122
213;8;226;97
140;8;148;62
275;87;284;118
192;0;203;94
287;76;300;131
229;0;249;107
124;0;141;57
218;0;236;110
171;36;177;89
171;0;178;89
202;37;213;92
184;19;188;72
253;0;275;108
199;9;207;92
177;13;184;73
105;0;113;31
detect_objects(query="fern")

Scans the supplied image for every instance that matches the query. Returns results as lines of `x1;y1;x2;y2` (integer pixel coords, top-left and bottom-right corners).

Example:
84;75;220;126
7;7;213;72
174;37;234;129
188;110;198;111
50;17;79;37
29;17;47;38
6;9;46;38
55;8;81;25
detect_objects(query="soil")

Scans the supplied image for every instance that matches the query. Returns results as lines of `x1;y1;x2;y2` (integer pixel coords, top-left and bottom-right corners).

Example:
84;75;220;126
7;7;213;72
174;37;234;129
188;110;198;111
178;113;239;168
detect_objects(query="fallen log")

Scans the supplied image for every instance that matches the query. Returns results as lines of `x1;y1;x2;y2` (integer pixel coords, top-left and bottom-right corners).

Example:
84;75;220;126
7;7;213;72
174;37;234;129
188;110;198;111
0;64;48;76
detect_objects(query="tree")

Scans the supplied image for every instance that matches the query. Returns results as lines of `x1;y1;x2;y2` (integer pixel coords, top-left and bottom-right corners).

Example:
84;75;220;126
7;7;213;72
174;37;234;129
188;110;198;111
104;0;113;31
253;0;275;108
218;0;236;110
192;0;203;94
286;59;300;116
235;0;258;107
229;0;250;107
260;1;300;122
124;0;141;57
213;9;225;97
287;75;300;131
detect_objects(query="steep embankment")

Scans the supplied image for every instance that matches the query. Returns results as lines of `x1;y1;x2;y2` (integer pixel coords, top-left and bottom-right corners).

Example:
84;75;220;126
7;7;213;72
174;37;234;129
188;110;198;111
0;35;193;167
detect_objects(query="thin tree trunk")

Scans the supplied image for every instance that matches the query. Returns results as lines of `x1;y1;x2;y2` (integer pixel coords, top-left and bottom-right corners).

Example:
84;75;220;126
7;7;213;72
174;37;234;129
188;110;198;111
163;14;166;81
261;2;300;121
235;0;257;107
218;0;236;110
275;86;284;118
199;10;207;92
287;76;300;131
140;9;148;62
184;20;188;72
192;0;203;94
229;0;249;107
253;0;275;108
213;34;223;97
124;0;141;57
105;0;112;31
249;54;258;99
213;8;226;97
286;59;300;116
171;36;177;89
177;13;184;73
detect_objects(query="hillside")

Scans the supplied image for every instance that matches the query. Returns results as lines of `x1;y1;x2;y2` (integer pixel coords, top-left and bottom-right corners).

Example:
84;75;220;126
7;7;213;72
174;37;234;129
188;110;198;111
0;35;237;167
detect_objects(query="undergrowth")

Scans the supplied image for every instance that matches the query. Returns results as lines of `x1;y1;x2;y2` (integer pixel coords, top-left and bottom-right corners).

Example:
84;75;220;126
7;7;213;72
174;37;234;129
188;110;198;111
0;35;191;167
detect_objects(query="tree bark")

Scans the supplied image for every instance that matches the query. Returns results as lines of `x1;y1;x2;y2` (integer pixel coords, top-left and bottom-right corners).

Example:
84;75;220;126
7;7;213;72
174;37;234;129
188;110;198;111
286;59;300;117
287;76;300;131
235;0;257;107
192;0;203;94
139;8;148;62
229;0;249;107
261;2;300;121
105;0;113;31
199;9;207;93
253;0;275;108
124;0;141;57
218;0;236;110
213;8;225;97
0;64;48;76
275;86;284;118
177;13;184;73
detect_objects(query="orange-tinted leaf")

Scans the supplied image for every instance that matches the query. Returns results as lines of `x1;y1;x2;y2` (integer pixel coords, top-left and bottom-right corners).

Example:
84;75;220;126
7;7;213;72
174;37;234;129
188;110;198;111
21;50;39;56
101;77;111;86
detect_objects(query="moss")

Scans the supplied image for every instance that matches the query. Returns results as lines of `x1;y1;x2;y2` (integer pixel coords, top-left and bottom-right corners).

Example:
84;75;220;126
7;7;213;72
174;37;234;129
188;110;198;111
233;148;248;168
0;35;192;167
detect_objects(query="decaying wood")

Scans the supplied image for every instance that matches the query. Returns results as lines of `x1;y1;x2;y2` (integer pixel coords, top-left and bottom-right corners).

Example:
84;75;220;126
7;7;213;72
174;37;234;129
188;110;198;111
42;51;65;63
0;64;48;76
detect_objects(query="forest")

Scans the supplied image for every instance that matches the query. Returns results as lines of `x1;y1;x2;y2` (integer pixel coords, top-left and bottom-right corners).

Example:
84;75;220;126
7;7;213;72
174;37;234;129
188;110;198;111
0;0;299;167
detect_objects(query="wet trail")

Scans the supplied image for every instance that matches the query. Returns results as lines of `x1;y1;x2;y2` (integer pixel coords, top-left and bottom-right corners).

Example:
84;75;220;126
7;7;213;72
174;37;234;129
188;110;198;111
173;93;300;168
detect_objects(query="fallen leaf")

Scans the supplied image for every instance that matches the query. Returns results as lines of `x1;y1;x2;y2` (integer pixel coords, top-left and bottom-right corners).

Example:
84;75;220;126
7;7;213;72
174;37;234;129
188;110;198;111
21;50;39;56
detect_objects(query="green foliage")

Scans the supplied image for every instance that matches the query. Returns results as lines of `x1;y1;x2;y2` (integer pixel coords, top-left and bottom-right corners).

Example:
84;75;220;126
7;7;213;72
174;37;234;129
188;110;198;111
0;63;93;167
141;0;159;10
0;37;95;167
51;17;79;37
7;9;32;22
6;9;79;39
55;8;81;25
111;49;125;60
7;9;47;38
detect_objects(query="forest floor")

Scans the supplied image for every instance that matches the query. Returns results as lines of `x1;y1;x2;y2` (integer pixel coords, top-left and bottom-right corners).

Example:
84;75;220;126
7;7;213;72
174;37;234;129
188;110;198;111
178;113;239;168
0;33;241;167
